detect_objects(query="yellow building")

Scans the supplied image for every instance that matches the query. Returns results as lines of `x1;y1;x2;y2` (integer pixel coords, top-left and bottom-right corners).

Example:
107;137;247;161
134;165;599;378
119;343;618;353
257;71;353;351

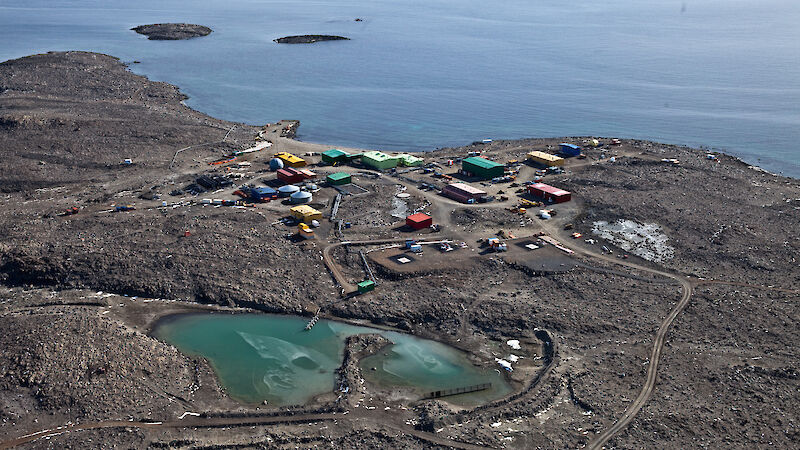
290;205;322;223
527;151;564;167
275;152;307;168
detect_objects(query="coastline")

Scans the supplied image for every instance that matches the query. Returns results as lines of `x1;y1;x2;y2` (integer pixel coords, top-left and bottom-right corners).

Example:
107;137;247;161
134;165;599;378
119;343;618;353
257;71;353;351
1;51;798;449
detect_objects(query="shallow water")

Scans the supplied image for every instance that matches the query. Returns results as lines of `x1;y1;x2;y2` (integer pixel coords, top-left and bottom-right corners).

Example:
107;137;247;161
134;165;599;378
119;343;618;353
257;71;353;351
151;313;510;406
1;0;798;177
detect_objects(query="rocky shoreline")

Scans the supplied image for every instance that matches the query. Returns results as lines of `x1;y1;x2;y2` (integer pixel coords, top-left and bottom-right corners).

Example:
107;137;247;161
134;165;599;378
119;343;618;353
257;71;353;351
0;51;798;449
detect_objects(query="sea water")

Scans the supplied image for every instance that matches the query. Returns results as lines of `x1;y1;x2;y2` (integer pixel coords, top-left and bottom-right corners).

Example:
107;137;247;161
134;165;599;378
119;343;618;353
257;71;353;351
0;0;798;176
151;313;511;406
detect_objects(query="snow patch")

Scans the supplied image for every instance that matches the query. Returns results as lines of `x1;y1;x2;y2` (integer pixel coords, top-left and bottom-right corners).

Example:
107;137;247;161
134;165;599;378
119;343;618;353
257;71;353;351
592;220;674;262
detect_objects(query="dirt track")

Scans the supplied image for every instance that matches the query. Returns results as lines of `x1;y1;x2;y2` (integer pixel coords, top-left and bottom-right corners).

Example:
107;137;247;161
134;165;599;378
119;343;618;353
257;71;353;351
1;51;798;449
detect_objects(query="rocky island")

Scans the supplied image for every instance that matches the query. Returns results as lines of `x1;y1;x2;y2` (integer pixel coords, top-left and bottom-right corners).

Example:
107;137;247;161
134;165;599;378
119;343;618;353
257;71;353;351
274;35;349;44
0;51;797;449
131;23;212;40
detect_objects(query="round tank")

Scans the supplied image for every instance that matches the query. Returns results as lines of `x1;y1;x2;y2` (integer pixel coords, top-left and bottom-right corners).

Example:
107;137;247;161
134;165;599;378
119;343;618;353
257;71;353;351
290;191;312;204
278;185;300;197
269;158;284;171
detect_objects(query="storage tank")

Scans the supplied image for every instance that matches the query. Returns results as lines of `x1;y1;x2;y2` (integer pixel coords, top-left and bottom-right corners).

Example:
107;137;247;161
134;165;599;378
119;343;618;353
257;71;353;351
269;158;285;171
290;191;312;204
278;185;300;197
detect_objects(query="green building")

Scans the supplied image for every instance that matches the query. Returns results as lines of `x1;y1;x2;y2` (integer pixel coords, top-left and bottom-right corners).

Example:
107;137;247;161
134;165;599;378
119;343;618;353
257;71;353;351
462;156;505;179
361;151;399;170
321;148;349;165
326;172;351;185
397;154;424;167
357;280;375;293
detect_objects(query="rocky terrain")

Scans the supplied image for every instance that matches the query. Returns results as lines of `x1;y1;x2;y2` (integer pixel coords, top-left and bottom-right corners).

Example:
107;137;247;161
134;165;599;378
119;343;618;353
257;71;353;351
131;24;212;40
0;51;797;449
274;35;349;44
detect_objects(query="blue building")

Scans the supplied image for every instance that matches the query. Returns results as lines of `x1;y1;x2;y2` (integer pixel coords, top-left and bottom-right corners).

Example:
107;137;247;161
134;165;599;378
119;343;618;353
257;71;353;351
559;143;581;157
252;186;278;201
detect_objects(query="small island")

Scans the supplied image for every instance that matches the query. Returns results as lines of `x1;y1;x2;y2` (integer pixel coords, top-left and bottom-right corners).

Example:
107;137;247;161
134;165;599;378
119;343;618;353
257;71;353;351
131;23;212;40
274;35;349;44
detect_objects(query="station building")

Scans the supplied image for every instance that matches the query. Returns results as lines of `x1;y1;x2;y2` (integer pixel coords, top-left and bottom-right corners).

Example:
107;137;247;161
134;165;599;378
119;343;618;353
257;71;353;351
527;151;565;167
326;172;351;185
397;154;424;167
559;143;581;157
461;156;505;179
361;151;399;170
406;212;432;230
290;205;323;223
527;183;571;203
442;182;486;203
275;152;307;168
321;149;349;165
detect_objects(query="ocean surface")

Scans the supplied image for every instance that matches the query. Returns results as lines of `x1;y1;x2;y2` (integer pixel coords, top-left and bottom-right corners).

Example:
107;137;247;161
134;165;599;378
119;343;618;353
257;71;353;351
1;0;799;177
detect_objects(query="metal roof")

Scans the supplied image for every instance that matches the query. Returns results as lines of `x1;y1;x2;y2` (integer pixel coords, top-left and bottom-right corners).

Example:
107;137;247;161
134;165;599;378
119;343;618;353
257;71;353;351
406;212;431;222
445;182;487;195
323;148;348;157
327;172;351;180
463;156;503;169
527;151;564;162
530;183;570;196
362;151;396;161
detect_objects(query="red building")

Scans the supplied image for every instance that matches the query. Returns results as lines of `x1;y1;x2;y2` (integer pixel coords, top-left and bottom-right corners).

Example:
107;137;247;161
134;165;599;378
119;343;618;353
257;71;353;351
441;182;486;203
277;168;306;184
406;213;433;230
527;183;571;203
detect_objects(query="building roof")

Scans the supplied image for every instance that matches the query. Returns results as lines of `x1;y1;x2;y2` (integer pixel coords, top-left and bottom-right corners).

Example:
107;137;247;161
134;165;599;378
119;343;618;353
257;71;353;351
530;183;570;196
357;280;375;288
253;186;277;194
398;154;423;164
559;143;580;149
406;212;431;222
527;151;564;162
277;168;300;177
323;148;348;158
275;152;305;163
445;182;487;196
290;205;320;215
463;156;503;169
362;151;396;161
327;172;351;181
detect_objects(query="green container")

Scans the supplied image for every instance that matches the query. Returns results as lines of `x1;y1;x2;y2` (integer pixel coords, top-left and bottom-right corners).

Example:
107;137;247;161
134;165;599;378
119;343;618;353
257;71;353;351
357;280;375;293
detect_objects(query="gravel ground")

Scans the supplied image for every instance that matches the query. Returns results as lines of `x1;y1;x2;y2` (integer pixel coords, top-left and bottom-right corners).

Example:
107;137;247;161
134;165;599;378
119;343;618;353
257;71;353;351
0;51;797;449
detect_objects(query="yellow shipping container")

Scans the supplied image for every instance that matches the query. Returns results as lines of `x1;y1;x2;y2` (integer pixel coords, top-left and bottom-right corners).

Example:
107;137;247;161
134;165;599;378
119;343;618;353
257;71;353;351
527;151;564;167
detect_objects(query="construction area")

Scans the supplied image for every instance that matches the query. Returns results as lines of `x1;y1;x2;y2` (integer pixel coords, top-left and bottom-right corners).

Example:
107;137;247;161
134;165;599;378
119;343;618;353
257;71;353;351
0;52;799;449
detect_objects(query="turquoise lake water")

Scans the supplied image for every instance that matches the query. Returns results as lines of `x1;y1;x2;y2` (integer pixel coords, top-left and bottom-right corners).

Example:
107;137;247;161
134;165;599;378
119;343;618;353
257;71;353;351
1;0;798;177
151;313;511;406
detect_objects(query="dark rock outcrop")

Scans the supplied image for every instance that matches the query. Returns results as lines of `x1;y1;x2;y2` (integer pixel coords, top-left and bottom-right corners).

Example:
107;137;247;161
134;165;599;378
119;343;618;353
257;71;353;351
274;35;349;44
132;23;212;40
